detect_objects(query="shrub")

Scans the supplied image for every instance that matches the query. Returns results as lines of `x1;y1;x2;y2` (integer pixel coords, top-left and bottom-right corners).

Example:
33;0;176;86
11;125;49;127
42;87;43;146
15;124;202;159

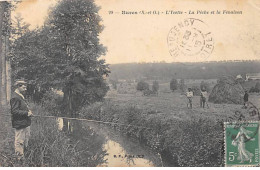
41;90;63;116
170;78;178;92
152;81;159;93
136;81;149;91
255;82;260;92
200;81;210;92
191;86;201;96
179;79;185;93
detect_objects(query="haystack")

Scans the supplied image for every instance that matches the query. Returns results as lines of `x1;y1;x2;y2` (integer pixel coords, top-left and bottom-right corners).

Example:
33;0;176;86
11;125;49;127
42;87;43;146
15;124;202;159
209;75;244;104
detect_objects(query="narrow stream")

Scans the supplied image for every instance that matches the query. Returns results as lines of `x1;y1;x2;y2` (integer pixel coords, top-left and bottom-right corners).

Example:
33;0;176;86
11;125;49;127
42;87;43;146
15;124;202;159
57;118;162;167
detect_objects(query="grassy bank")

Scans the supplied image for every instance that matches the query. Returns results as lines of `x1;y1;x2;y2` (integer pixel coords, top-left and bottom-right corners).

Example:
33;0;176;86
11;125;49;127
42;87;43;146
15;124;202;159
80;101;224;166
80;91;260;166
0;103;106;167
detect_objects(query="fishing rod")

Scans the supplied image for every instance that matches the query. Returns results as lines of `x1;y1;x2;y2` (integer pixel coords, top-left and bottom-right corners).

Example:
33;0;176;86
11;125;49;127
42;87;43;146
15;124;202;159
3;114;153;130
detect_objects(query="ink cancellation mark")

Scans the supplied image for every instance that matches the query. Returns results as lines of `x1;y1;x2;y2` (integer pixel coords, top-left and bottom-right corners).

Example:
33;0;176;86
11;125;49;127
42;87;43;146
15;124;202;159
167;18;214;60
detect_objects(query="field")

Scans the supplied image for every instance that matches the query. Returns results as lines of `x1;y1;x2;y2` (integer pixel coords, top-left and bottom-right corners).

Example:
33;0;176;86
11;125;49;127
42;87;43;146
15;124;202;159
1;79;259;167
82;80;260;166
106;80;260;120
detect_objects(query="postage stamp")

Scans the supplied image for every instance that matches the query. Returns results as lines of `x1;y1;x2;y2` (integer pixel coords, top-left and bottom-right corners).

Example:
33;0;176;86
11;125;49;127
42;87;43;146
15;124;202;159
224;121;260;167
167;18;214;60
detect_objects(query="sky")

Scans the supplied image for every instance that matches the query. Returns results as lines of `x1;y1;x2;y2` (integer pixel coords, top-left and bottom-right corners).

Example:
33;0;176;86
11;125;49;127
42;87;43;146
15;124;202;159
13;0;260;64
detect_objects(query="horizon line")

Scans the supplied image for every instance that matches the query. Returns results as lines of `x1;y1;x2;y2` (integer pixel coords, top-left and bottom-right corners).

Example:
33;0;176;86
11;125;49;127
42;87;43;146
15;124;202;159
107;59;260;65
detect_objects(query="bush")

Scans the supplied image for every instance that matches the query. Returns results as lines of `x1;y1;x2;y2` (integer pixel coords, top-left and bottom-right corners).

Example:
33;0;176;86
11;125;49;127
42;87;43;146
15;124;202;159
136;81;149;91
41;90;63;116
191;86;201;96
255;82;260;92
80;102;224;166
109;79;118;90
179;79;185;93
152;81;159;93
170;78;178;92
0;103;107;167
200;81;210;92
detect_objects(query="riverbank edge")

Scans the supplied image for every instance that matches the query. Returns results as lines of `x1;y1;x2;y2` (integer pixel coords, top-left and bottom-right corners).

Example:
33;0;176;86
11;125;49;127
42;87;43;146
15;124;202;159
80;101;224;167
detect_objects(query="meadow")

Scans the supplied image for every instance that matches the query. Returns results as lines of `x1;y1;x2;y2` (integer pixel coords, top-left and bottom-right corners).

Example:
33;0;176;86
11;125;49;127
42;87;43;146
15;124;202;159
81;80;260;166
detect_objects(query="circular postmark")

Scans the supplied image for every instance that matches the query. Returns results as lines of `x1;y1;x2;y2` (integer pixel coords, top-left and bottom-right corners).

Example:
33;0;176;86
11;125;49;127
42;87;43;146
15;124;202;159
167;18;214;61
227;102;260;143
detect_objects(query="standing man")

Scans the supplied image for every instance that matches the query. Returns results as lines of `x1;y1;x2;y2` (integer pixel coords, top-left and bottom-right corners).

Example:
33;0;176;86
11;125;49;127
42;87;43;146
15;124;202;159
186;88;193;109
10;80;33;161
243;90;249;109
200;88;207;108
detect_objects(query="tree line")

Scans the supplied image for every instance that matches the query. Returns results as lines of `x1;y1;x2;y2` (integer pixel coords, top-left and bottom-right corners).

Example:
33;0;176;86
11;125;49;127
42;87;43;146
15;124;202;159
109;61;260;81
10;0;109;115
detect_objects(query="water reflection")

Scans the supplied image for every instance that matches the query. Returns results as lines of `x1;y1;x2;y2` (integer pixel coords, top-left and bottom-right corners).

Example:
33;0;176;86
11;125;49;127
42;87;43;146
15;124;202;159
58;118;161;167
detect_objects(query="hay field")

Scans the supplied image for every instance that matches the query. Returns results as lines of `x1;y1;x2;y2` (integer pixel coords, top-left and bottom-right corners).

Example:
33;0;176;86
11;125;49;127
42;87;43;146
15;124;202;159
105;81;260;122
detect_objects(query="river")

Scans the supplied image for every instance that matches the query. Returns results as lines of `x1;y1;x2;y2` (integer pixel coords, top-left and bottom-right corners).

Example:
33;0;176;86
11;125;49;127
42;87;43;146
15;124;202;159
57;118;162;167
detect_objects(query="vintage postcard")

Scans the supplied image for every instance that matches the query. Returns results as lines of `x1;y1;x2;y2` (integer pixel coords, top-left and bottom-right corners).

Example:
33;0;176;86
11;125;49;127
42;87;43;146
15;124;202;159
0;0;260;167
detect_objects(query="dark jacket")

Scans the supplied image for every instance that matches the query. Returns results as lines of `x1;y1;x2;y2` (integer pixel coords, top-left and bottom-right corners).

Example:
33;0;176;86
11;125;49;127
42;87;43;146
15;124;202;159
10;92;31;129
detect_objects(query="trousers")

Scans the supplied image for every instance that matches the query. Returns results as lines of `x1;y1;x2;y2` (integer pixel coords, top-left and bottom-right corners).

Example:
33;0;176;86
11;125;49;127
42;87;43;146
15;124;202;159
14;126;30;159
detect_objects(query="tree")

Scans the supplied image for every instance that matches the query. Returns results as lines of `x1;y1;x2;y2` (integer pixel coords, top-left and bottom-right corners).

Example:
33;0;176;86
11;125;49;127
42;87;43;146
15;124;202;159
200;81;210;92
136;80;149;91
170;78;178;92
11;0;109;115
179;79;185;93
0;2;12;105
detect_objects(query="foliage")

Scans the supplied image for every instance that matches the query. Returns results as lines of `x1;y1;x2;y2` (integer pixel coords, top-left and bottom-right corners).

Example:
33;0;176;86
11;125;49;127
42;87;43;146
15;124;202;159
81;101;224;167
255;82;260;92
249;83;260;93
152;80;159;92
41;90;63;115
170;78;178;92
200;81;210;92
191;86;201;96
109;61;260;81
10;0;110;114
136;80;149;91
109;78;118;90
0;104;107;167
179;79;185;93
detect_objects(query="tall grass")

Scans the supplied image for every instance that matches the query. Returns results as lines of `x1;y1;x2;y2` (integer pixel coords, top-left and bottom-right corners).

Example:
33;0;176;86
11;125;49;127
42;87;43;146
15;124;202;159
0;103;106;167
80;101;224;166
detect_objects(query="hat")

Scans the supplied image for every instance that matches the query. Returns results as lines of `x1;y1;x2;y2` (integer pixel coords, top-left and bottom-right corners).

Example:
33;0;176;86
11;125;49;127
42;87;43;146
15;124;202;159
14;80;27;86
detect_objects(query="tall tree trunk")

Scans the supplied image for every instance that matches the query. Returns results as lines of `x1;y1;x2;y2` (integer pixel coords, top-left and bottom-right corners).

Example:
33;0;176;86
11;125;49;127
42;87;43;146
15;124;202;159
0;2;11;106
0;2;5;106
5;3;11;103
6;54;11;102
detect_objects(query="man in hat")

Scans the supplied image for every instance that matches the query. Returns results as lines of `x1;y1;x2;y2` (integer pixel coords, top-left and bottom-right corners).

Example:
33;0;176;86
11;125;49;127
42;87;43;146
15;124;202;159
10;80;33;161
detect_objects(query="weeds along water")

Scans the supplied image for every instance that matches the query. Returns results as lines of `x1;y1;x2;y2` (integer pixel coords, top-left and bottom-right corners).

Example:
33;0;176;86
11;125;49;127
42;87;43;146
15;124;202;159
80;100;225;166
0;104;107;167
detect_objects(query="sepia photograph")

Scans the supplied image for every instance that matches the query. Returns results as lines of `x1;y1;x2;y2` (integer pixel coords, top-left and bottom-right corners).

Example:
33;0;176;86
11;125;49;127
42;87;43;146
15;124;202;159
0;0;260;167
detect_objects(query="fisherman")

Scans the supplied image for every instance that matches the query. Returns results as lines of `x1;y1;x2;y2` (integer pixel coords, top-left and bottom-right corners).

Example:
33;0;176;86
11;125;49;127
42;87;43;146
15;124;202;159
10;80;33;162
243;90;249;109
200;88;207;108
186;88;193;109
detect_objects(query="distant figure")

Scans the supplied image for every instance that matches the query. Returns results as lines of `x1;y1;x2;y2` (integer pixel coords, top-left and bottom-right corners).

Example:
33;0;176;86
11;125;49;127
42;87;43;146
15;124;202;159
243;90;249;109
10;80;33;162
200;88;207;108
186;88;193;109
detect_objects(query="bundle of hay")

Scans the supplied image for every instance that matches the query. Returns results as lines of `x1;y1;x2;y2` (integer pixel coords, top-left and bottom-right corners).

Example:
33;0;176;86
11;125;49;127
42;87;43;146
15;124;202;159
209;75;244;104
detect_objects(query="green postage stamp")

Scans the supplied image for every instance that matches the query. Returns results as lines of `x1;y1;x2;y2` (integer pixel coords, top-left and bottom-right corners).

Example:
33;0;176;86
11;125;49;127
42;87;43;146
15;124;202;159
225;121;260;167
